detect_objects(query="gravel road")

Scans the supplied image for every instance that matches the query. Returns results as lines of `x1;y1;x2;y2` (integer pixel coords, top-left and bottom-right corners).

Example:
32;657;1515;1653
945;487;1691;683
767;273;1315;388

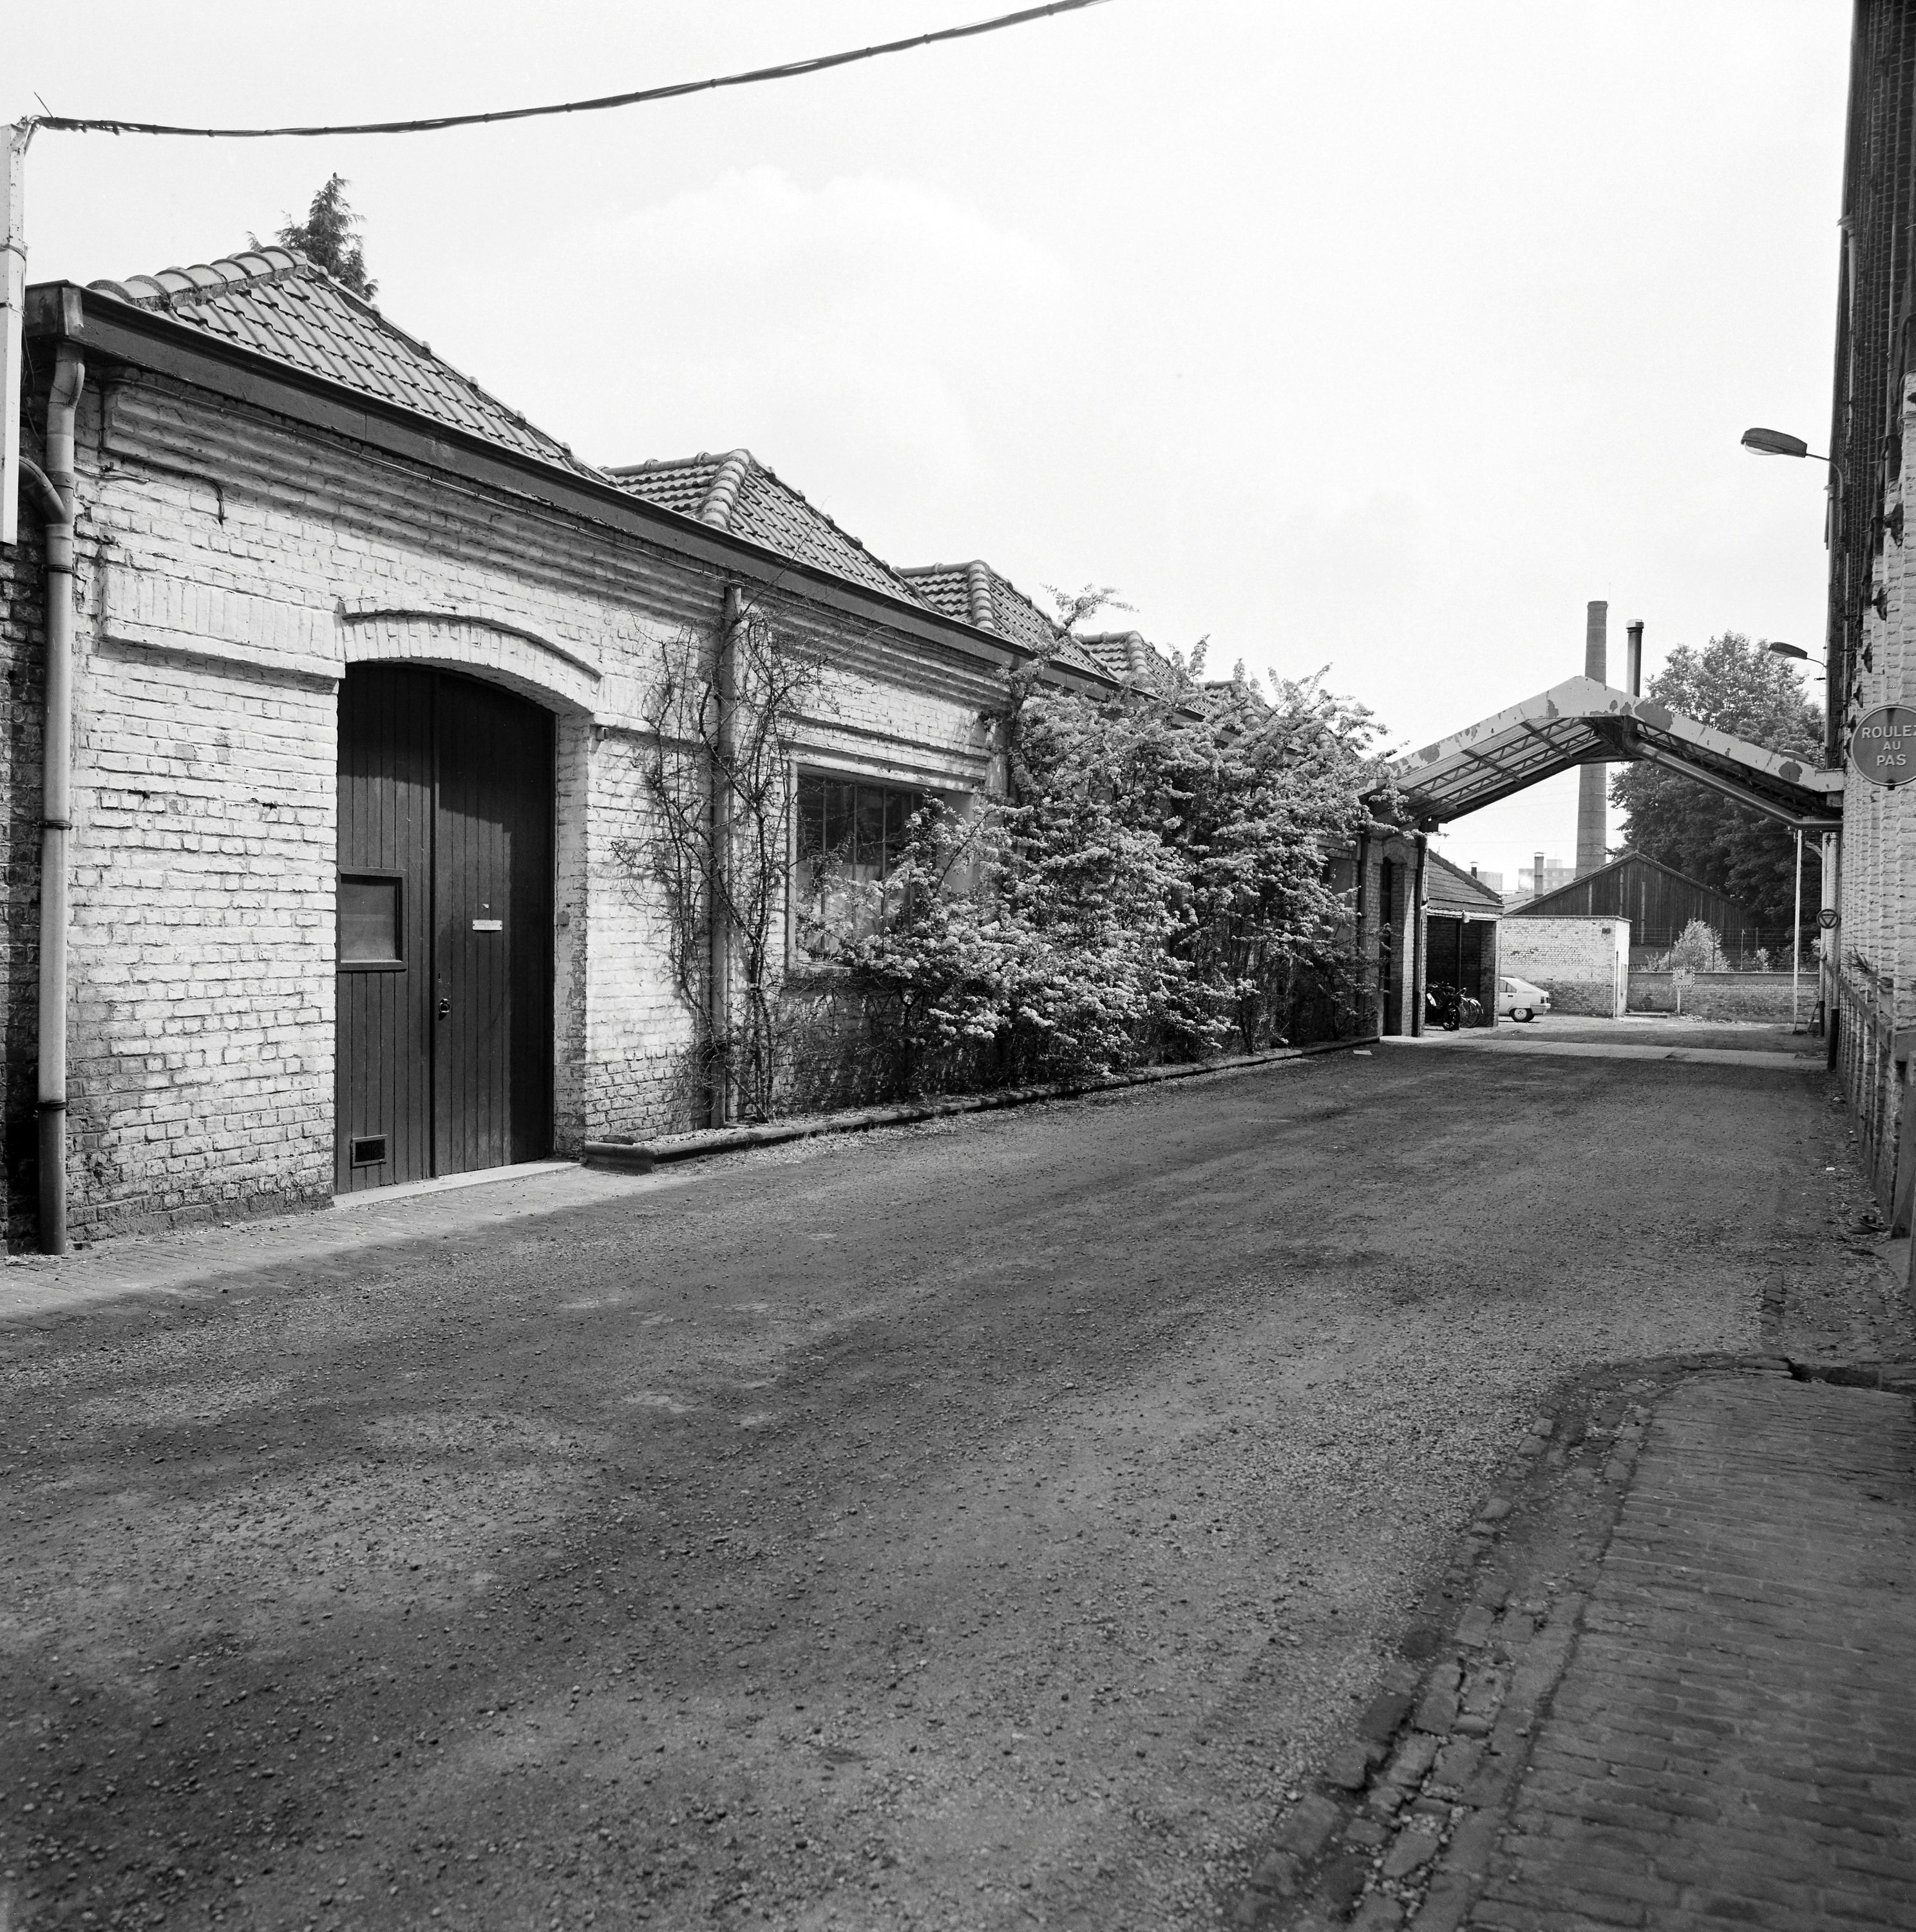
0;1037;1863;1929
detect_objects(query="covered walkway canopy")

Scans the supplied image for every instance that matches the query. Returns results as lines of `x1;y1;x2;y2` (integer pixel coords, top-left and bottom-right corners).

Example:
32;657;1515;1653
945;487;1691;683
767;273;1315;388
1386;677;1843;834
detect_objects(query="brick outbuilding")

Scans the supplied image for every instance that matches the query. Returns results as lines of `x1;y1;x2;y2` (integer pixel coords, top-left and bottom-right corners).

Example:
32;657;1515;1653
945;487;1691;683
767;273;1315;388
2;248;1137;1243
4;242;1397;1247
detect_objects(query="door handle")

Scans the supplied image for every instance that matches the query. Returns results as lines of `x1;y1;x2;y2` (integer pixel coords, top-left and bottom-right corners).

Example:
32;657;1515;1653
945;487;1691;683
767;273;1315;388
437;997;451;1020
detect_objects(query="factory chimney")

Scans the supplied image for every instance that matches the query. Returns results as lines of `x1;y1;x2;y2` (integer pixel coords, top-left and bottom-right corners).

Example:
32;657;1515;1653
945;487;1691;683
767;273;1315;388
1576;600;1608;877
1626;619;1644;698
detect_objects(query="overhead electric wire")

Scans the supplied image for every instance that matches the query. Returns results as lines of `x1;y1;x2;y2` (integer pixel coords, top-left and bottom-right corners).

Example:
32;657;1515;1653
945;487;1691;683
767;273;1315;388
24;0;1114;139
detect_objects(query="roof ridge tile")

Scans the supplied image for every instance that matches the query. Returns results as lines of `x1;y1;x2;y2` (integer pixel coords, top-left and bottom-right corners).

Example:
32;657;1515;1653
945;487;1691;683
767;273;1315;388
963;559;996;631
696;450;754;530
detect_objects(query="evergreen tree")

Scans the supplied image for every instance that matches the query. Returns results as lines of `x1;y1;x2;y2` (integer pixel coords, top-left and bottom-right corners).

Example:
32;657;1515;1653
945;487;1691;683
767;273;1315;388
1608;633;1823;932
262;175;376;299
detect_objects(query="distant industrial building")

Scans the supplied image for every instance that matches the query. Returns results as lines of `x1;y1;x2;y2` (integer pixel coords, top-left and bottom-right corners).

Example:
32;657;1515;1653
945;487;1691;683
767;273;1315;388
1510;851;1767;960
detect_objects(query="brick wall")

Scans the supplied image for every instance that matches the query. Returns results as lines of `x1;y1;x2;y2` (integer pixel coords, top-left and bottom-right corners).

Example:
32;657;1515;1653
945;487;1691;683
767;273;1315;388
0;376;52;1227
1628;972;1804;1023
1830;371;1916;1211
4;363;1009;1240
1500;917;1629;1018
1825;6;1916;1215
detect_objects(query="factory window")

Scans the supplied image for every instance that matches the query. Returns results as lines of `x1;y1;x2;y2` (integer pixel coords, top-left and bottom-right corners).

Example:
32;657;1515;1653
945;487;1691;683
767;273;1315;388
792;773;927;963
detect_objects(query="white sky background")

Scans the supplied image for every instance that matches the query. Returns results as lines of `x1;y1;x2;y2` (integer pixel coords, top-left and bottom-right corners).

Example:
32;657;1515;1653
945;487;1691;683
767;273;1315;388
10;1;1848;884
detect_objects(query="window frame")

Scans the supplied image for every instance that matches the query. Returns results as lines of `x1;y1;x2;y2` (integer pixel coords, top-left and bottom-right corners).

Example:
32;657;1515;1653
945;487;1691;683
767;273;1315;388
786;764;949;970
336;869;406;973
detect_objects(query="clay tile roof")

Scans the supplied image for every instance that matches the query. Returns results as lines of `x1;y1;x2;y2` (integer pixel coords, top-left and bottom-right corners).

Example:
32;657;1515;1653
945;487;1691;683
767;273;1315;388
898;560;1112;677
1077;629;1183;694
88;247;596;477
607;451;928;603
1427;847;1504;911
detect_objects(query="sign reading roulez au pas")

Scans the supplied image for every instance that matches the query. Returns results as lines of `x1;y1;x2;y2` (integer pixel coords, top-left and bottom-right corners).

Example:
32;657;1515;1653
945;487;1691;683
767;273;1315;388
1849;705;1916;786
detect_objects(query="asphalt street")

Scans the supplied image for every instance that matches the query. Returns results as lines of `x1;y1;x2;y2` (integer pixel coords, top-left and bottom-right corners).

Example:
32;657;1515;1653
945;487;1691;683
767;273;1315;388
0;1028;1876;1930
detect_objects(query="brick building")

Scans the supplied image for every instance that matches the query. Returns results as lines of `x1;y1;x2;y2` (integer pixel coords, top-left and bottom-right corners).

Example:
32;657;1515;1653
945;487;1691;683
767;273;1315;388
1512;850;1766;961
1499;916;1631;1019
2;247;1144;1244
3;245;1399;1247
1825;1;1916;1218
1425;850;1501;1022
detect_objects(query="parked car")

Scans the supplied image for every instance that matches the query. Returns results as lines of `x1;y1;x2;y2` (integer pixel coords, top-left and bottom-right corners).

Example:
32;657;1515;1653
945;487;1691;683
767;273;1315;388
1499;974;1551;1022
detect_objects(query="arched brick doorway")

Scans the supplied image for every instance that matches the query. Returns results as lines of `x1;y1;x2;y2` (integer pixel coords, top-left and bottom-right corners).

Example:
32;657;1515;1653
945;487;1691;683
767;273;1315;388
335;665;555;1191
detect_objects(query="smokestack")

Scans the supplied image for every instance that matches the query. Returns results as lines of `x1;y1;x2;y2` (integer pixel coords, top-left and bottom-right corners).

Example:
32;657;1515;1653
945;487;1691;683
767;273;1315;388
1626;620;1644;698
1533;849;1545;900
1577;601;1608;877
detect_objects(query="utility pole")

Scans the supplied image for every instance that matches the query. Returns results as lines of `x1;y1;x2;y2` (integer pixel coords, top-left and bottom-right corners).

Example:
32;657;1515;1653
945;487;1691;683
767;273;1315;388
2;123;31;547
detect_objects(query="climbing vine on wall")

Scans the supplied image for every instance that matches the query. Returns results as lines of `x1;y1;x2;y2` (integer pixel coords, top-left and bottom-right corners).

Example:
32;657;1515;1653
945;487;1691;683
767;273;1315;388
616;594;1390;1127
616;601;826;1125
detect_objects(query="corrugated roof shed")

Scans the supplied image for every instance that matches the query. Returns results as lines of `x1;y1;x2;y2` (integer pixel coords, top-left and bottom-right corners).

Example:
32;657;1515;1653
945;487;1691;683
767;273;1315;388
88;248;596;477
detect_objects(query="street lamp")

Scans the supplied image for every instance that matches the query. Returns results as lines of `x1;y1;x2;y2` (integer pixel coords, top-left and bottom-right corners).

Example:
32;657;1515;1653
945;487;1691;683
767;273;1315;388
1758;640;1826;1027
1743;430;1842;1042
1741;426;1846;488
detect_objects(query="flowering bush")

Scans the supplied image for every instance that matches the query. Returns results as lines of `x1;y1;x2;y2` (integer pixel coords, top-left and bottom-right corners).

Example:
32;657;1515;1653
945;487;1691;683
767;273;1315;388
834;653;1387;1094
1666;918;1725;974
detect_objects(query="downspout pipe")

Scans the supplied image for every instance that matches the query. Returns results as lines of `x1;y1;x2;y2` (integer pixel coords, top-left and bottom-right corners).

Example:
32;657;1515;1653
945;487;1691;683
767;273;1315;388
708;585;740;1128
35;342;83;1253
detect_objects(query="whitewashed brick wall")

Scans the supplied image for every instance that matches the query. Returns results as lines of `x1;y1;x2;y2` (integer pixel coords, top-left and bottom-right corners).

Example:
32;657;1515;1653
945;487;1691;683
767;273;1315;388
1500;916;1629;1017
1834;374;1916;1206
14;366;1009;1238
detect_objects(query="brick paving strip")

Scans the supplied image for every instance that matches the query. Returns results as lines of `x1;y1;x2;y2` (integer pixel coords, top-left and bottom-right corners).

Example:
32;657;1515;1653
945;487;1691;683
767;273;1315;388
1386;1038;1817;1071
1235;1365;1916;1932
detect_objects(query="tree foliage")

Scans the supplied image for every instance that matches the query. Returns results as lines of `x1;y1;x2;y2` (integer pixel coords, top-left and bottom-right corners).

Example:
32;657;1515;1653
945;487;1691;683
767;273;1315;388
1665;918;1725;974
836;654;1387;1090
263;175;377;299
618;588;1389;1121
1608;633;1823;930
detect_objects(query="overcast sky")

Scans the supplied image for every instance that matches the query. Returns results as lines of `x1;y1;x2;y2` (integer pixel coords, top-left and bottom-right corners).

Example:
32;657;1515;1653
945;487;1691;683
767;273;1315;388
10;1;1849;884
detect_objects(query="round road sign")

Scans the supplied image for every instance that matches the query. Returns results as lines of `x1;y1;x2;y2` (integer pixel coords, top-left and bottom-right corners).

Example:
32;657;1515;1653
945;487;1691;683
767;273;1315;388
1817;907;1839;930
1848;705;1916;786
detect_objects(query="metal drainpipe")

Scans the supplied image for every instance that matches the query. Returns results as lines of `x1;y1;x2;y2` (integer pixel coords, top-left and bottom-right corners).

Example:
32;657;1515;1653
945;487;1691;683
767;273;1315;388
35;343;84;1253
1410;832;1429;1037
708;586;740;1128
1822;828;1840;1072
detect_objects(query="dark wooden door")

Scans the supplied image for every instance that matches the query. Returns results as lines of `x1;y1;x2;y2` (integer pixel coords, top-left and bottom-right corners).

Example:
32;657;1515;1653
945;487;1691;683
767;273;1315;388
336;667;553;1193
337;668;435;1189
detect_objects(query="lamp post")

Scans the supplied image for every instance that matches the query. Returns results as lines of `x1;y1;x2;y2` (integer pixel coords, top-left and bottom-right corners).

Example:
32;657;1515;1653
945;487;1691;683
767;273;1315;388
1744;433;1844;1045
1763;642;1823;1028
1744;431;1845;742
1740;426;1846;486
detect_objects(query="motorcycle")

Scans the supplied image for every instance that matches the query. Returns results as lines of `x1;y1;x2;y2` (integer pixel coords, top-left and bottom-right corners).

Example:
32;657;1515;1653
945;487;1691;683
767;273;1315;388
1425;981;1485;1030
